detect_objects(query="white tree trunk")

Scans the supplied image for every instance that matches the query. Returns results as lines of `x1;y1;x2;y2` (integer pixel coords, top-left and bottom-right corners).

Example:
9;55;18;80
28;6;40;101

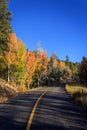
8;65;10;82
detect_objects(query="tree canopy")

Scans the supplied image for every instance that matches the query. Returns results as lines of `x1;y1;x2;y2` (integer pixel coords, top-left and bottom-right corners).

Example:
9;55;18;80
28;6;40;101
0;0;12;55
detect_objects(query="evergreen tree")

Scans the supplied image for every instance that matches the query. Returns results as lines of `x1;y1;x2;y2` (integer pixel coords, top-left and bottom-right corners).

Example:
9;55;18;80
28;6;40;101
66;55;69;62
79;57;87;86
0;0;12;55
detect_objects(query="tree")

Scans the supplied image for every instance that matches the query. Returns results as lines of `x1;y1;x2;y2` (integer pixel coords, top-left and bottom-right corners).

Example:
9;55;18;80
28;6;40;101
49;52;58;75
46;53;59;85
66;55;69;62
26;51;36;88
33;50;48;87
58;61;66;69
15;39;26;87
0;0;12;80
5;33;17;82
79;57;87;86
0;55;7;79
0;0;12;55
5;37;26;87
41;51;48;75
57;61;66;82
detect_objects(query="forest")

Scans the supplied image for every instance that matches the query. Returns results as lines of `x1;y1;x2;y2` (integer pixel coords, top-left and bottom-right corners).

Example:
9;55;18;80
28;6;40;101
0;0;87;91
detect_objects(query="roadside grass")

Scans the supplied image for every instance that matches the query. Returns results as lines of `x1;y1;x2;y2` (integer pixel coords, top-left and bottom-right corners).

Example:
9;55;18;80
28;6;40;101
0;78;18;103
65;84;87;111
0;78;44;103
0;97;8;103
0;86;43;103
18;85;44;94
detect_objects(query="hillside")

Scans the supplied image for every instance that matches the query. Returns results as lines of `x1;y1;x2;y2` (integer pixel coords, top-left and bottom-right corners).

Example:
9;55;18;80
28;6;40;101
0;78;18;103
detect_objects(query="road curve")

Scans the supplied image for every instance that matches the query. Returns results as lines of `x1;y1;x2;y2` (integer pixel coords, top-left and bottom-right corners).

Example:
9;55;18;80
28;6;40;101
0;86;87;130
30;86;87;130
0;88;46;130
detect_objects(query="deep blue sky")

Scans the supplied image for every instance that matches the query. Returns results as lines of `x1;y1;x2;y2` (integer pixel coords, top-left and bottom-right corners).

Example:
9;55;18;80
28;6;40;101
9;0;87;62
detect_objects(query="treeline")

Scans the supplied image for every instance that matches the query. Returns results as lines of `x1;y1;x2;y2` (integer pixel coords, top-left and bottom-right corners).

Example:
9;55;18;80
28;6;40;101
0;33;80;88
0;0;87;89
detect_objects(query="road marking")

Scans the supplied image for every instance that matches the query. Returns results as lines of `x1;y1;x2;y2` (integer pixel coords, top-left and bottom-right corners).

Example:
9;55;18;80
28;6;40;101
26;91;47;130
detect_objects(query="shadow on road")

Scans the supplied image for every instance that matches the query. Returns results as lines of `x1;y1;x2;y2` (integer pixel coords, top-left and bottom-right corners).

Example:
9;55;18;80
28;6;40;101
31;87;87;130
0;87;87;130
0;92;42;130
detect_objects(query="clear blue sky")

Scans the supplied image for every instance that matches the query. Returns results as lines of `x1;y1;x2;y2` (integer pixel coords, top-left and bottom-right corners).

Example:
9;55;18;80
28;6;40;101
9;0;87;62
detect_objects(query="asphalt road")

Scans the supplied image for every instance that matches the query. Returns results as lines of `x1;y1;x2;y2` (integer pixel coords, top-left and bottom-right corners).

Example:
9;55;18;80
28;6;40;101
0;86;87;130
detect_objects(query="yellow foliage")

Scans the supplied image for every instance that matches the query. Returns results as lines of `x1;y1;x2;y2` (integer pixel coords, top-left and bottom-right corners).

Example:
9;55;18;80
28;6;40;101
58;61;66;69
53;58;58;68
19;85;26;92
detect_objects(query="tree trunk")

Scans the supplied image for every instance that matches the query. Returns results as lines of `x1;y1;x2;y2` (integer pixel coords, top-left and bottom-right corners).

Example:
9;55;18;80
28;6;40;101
8;65;10;82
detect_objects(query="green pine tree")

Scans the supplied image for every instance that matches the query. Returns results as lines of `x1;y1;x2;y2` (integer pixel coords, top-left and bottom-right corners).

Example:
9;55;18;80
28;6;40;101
0;0;12;55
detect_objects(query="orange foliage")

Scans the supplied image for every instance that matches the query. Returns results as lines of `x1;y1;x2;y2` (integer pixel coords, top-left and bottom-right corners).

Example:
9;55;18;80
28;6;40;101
52;58;58;68
68;69;73;78
41;51;48;71
9;33;17;43
35;51;48;74
26;51;35;73
26;51;36;86
5;33;18;65
58;61;66;69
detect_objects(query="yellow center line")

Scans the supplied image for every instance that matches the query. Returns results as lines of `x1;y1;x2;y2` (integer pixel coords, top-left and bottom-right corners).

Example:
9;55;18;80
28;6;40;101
26;91;47;130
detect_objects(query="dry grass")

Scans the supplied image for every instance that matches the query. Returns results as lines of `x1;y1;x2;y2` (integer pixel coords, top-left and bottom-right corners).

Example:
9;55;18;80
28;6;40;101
65;84;87;111
19;86;44;94
65;84;87;95
0;78;44;103
0;97;8;103
0;78;18;103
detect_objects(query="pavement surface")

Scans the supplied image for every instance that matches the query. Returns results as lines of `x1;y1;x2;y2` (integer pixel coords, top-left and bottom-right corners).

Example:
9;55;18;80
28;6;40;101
0;85;87;130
